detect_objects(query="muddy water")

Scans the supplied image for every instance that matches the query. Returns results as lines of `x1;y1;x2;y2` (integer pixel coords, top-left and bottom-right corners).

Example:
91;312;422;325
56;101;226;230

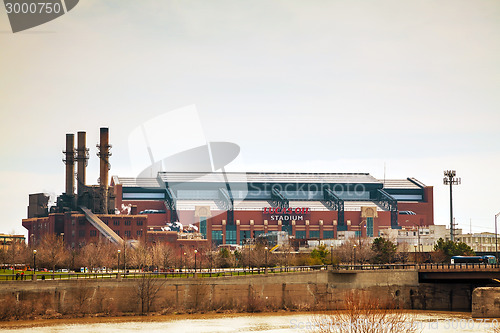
0;312;498;332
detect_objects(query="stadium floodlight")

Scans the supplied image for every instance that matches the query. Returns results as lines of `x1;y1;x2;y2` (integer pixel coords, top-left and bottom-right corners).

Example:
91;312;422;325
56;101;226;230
443;170;461;241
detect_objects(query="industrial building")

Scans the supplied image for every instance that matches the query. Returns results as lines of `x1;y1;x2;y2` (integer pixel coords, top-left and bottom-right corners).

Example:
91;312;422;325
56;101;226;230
22;128;148;248
22;128;434;249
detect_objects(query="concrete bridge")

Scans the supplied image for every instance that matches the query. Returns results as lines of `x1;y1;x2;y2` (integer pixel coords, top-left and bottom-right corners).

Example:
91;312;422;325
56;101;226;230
336;263;500;284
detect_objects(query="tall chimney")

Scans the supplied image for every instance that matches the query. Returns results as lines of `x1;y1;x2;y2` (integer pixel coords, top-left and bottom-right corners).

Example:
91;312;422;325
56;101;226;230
76;131;88;196
97;127;111;213
63;134;75;197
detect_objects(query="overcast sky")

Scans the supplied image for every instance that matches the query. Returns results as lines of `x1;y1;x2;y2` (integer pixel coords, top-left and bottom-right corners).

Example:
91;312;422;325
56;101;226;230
1;0;499;237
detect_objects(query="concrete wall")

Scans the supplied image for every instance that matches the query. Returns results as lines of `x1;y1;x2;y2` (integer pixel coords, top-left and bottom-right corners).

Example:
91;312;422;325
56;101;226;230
329;270;471;311
0;270;475;316
472;287;500;318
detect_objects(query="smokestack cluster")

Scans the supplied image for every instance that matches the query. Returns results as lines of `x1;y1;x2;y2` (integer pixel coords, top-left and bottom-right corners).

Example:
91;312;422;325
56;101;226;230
62;128;111;213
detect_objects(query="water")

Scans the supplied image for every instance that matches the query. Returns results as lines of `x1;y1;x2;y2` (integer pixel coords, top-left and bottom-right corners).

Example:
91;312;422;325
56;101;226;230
1;312;498;333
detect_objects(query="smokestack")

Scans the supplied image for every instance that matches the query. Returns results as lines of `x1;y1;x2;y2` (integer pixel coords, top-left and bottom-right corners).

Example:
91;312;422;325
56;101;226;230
76;131;88;196
97;127;111;212
63;134;75;197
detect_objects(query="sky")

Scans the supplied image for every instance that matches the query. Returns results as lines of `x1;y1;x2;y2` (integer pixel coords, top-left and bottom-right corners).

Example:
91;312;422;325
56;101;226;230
0;0;499;237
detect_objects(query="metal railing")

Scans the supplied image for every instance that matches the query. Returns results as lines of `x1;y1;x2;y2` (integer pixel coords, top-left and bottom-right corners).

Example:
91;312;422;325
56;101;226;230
0;265;329;281
2;262;499;281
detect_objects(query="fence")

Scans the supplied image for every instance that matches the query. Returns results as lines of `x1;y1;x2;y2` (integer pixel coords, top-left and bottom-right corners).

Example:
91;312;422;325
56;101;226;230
2;262;499;281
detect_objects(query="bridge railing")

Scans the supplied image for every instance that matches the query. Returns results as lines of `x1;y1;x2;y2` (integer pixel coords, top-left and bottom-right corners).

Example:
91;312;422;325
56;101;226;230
334;263;418;270
417;262;499;270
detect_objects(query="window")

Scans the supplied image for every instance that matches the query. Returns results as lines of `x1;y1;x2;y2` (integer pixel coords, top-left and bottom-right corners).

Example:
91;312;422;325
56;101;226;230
240;230;247;245
78;219;86;225
113;220;120;226
355;231;361;237
125;230;131;237
114;230;120;236
200;217;207;237
90;230;97;237
137;220;143;226
282;224;293;236
323;230;334;239
367;217;374;237
226;225;236;245
124;220;131;226
137;230;143;236
78;230;85;237
212;230;223;245
296;230;306;239
254;230;264;238
309;230;320;239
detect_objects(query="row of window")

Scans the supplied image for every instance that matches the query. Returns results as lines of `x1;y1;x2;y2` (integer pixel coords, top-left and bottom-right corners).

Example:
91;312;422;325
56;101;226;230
75;219;144;227
105;220;143;226
210;229;336;244
82;230;143;237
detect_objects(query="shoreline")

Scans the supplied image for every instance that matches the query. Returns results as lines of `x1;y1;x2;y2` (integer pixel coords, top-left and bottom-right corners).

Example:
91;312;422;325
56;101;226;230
0;309;476;330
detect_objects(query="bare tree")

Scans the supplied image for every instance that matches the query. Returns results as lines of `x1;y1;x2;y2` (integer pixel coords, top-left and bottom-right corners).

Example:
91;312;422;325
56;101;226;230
312;290;422;333
37;234;69;274
275;244;293;270
397;242;410;263
77;241;118;272
250;244;267;270
129;243;152;271
334;238;374;264
135;274;165;313
204;245;218;272
151;243;174;271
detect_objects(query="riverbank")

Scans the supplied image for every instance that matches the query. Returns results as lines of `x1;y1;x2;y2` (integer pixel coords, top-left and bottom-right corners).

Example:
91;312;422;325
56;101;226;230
0;310;477;330
0;310;317;329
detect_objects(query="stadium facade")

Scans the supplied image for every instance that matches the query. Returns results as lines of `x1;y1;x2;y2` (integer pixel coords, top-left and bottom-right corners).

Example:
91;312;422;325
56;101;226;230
112;172;433;246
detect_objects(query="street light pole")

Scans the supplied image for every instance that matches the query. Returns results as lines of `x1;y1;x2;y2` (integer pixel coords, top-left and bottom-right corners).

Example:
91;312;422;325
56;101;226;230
330;244;334;268
443;170;461;241
33;250;37;273
123;244;127;274
264;246;268;274
194;249;198;273
353;244;357;268
248;241;251;273
495;212;500;264
414;245;417;264
117;249;121;276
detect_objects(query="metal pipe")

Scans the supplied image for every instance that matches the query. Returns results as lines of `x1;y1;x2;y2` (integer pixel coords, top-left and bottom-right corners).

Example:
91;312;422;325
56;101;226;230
64;134;75;196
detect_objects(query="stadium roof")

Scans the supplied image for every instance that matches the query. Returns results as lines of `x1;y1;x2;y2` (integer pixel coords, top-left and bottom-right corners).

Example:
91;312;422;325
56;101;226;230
158;172;380;184
378;178;425;189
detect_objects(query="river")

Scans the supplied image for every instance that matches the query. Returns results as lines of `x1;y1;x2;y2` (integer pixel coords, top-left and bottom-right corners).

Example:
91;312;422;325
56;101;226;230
1;312;498;332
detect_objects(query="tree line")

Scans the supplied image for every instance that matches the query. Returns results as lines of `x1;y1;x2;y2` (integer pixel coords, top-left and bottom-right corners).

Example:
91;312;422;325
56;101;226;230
0;235;476;272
